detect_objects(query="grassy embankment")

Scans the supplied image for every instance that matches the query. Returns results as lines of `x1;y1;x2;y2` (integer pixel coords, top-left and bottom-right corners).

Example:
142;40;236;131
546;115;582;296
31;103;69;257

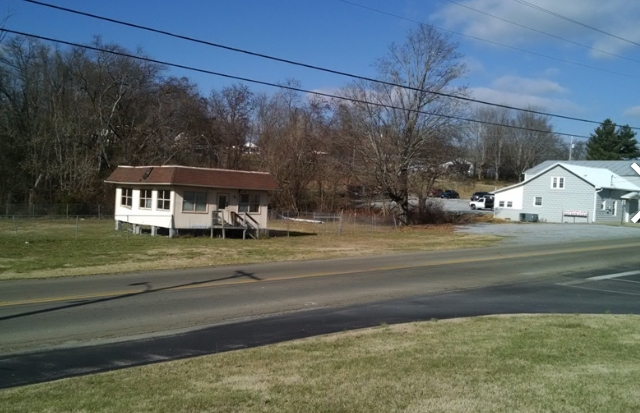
0;216;501;280
2;315;639;412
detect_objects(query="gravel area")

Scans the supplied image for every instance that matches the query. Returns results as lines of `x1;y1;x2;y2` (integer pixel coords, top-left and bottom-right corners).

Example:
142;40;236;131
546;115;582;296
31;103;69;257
457;222;640;246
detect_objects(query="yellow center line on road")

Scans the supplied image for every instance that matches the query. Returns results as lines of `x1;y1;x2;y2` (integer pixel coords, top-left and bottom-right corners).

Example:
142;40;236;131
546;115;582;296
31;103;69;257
0;290;144;308
3;241;640;308
176;240;640;290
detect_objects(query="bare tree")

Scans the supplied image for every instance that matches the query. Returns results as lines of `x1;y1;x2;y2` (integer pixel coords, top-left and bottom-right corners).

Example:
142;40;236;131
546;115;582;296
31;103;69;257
461;107;493;180
256;82;326;211
208;83;254;169
338;24;467;224
507;109;559;180
410;127;464;217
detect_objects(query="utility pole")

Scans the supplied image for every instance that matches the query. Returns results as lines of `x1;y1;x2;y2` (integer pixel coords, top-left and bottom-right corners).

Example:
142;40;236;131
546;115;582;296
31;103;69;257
569;136;574;160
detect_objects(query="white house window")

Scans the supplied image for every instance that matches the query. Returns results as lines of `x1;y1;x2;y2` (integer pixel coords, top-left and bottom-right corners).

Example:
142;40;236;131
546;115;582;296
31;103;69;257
507;201;513;207
601;200;607;210
499;201;505;207
121;188;132;208
182;191;207;212
239;194;260;213
139;189;152;209
613;201;618;216
157;190;171;210
534;197;543;206
551;176;565;189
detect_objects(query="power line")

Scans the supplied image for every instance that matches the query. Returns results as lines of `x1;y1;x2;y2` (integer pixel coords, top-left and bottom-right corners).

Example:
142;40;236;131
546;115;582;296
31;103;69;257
444;0;640;64
335;0;640;80
17;0;640;132
0;28;592;140
511;0;640;49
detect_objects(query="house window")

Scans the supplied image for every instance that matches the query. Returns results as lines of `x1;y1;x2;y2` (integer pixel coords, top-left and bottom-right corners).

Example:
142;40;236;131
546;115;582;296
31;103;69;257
157;190;171;211
551;176;565;189
139;189;152;209
601;200;606;210
239;193;260;213
499;201;505;207
534;197;543;206
507;201;513;207
121;188;132;208
613;201;618;216
182;191;207;212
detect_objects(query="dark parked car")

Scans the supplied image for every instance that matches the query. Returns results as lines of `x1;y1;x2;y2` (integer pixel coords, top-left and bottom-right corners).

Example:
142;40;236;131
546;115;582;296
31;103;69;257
440;190;460;199
471;191;490;201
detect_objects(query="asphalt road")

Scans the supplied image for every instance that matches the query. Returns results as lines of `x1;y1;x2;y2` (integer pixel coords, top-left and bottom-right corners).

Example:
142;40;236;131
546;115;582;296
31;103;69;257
2;237;640;388
2;237;640;354
2;265;640;389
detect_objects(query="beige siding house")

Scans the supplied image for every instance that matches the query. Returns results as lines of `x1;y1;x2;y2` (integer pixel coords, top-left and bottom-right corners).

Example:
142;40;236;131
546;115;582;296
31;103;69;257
105;165;278;238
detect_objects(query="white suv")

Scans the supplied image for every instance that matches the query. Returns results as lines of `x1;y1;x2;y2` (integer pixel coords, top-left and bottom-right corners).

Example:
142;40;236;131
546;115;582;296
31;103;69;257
470;195;494;210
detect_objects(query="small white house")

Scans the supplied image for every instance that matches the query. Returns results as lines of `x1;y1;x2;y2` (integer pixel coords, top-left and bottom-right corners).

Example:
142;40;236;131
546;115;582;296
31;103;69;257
105;165;278;238
493;161;640;224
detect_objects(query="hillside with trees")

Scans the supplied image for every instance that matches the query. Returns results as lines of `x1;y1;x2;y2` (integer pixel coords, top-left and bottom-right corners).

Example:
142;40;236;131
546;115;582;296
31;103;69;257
0;26;570;220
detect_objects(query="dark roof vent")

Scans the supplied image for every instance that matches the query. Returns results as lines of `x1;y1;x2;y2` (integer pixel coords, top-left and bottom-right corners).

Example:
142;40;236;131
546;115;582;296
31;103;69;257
141;167;154;181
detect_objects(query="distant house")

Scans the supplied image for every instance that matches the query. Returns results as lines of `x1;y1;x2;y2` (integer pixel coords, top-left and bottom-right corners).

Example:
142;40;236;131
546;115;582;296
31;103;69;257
244;142;259;154
493;160;640;224
105;165;278;238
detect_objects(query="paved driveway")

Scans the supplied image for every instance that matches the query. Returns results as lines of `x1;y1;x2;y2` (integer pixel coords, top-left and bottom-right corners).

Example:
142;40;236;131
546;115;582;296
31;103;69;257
438;198;494;214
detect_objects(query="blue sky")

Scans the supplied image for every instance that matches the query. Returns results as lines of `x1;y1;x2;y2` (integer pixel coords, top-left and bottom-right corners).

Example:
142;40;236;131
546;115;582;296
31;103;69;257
5;0;640;142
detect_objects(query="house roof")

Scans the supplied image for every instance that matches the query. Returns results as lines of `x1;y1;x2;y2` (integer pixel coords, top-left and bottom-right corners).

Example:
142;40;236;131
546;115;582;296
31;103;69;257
105;165;279;191
560;164;639;190
494;162;640;194
525;160;640;177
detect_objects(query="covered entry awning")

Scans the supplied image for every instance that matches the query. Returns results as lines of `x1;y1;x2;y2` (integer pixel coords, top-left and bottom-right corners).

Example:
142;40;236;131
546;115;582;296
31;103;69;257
621;192;640;200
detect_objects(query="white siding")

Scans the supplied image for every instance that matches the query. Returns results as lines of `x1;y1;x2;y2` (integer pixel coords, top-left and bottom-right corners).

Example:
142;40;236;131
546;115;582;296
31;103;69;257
114;187;173;228
493;186;524;221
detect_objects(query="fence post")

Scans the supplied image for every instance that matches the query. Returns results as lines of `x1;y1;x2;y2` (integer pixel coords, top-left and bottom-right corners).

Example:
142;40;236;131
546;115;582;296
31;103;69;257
66;204;69;220
338;210;344;236
287;211;290;238
75;215;79;240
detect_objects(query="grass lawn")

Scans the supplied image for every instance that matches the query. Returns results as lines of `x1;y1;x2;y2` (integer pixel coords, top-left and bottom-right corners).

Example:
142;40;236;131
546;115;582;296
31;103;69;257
2;315;639;412
0;217;500;280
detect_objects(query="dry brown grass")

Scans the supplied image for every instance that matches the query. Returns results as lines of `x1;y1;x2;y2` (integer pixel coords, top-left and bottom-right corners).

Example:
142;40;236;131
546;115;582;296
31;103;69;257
3;315;639;413
0;218;500;280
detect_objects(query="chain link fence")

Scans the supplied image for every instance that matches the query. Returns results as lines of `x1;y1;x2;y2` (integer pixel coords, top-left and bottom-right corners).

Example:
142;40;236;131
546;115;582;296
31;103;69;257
0;204;119;242
1;204;401;241
268;210;397;236
1;204;111;219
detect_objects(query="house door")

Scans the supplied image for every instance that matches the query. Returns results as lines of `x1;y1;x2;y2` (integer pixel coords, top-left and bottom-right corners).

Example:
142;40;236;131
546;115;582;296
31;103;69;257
218;193;229;210
213;193;230;226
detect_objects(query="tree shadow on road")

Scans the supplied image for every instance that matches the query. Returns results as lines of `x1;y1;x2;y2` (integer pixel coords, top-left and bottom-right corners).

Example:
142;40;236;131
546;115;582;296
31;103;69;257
0;270;261;322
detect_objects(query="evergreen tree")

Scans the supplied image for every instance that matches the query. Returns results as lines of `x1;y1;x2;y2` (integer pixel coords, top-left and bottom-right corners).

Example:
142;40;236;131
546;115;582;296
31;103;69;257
586;119;640;160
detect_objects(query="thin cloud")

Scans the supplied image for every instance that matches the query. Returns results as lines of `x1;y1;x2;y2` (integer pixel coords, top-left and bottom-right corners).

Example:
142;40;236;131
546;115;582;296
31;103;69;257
469;75;580;113
431;0;640;57
491;76;566;95
623;106;640;119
